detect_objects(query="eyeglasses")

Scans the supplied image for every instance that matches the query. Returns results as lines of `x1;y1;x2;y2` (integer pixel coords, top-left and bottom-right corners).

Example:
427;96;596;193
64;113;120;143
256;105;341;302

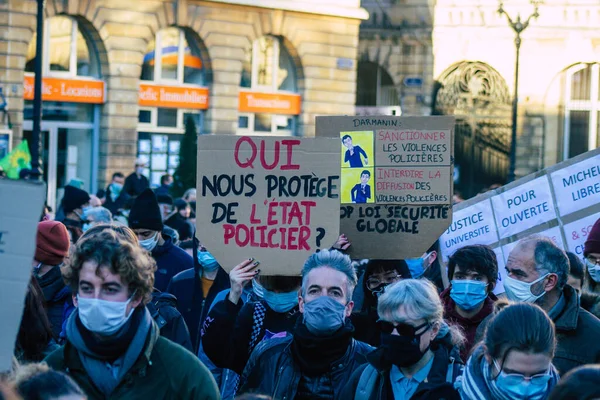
493;359;552;386
377;320;430;338
585;256;600;266
366;273;402;291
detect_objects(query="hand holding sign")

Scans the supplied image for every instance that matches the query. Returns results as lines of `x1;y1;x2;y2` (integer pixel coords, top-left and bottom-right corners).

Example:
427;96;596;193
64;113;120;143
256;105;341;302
228;258;260;305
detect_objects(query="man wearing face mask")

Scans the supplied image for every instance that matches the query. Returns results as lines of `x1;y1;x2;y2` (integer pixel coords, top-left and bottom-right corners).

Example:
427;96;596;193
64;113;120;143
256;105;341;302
165;198;195;241
167;238;231;352
123;158;149;198
405;242;445;292
237;250;372;400
503;235;600;374
441;245;498;361
104;172;129;216
44;230;219;399
61;185;92;244
129;189;193;292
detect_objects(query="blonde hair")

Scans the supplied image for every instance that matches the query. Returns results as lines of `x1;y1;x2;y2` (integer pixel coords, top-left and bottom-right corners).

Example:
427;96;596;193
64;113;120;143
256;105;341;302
378;279;465;346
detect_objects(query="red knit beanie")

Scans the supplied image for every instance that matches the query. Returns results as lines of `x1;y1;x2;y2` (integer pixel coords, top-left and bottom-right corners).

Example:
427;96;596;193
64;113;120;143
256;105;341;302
35;221;70;266
584;218;600;257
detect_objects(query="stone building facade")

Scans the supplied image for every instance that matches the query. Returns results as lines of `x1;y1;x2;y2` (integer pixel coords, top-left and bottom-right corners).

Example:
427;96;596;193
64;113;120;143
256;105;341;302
0;0;367;209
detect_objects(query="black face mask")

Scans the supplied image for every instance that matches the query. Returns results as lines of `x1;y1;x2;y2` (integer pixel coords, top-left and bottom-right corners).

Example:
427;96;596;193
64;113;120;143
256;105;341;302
380;332;429;368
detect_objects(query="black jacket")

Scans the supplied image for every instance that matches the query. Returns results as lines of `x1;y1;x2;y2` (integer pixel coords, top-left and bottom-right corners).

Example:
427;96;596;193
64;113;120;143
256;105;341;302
238;334;372;400
124;173;149;197
151;232;193;293
147;290;193;352
202;296;300;375
165;213;195;242
36;266;71;339
166;240;230;352
340;335;463;400
104;187;130;216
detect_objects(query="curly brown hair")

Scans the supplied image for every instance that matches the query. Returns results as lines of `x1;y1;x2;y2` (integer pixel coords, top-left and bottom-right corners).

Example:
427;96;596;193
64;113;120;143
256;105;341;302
62;229;156;305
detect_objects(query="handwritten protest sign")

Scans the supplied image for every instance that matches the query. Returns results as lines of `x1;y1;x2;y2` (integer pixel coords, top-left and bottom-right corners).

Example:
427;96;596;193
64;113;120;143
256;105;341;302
0;179;46;371
196;136;340;275
317;116;454;259
439;147;600;293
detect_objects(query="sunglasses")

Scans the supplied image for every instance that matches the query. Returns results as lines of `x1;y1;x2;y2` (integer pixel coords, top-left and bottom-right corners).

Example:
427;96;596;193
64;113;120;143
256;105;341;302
377;320;430;337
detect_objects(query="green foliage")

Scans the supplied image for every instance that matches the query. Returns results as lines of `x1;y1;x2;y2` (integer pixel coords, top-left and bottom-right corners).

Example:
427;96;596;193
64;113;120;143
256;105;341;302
171;116;198;198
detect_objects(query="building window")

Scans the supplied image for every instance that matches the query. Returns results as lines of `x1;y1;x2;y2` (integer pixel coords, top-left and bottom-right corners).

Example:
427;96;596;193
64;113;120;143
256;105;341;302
238;36;298;136
356;62;399;107
25;16;98;78
141;27;205;85
564;63;600;159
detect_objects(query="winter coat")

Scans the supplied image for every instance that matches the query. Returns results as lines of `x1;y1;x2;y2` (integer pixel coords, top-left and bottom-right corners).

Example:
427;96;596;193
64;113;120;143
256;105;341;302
155;184;171;197
202;294;300;375
151;232;193;293
580;291;600;319
123;173;149;197
44;321;220;400
36;266;72;339
166;242;230;351
104;188;130;216
62;217;83;243
147;290;193;352
441;288;497;361
165;213;195;242
238;334;372;400
340;334;463;400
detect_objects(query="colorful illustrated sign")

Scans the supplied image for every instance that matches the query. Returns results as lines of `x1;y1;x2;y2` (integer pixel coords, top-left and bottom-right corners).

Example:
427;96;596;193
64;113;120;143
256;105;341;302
317;115;455;259
24;75;105;104
0;179;46;371
196;135;340;275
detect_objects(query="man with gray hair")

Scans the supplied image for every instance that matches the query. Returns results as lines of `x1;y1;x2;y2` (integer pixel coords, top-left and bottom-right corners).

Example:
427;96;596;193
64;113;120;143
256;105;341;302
83;206;112;232
238;249;372;400
504;235;600;374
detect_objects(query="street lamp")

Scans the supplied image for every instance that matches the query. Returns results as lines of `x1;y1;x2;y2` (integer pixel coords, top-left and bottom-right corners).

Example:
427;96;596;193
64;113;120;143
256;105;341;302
31;0;46;181
498;0;541;182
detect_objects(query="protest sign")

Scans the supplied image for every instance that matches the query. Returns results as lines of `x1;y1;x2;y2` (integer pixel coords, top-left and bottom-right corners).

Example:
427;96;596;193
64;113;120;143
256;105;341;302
439;147;600;293
196;135;340;275
0;179;46;371
316;116;454;259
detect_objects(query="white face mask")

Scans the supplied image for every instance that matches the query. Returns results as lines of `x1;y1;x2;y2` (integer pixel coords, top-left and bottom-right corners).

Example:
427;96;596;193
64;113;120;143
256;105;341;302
585;258;600;283
77;295;135;335
139;232;158;252
504;273;549;303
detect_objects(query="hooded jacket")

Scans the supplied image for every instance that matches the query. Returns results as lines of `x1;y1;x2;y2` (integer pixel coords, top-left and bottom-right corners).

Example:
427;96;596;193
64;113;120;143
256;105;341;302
166;237;230;352
340;327;463;400
441;288;497;361
151;231;193;293
44;318;219;400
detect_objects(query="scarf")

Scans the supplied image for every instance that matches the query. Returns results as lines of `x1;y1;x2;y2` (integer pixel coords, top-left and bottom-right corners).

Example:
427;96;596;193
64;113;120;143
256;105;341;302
459;346;560;400
291;318;354;376
66;307;153;396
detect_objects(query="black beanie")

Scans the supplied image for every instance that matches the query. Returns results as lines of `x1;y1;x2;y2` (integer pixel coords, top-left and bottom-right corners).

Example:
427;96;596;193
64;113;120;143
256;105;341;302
63;185;91;213
129;189;164;231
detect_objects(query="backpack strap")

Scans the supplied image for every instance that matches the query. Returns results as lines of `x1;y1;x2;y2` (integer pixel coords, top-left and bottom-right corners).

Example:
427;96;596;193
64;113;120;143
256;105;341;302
355;365;378;400
146;299;167;329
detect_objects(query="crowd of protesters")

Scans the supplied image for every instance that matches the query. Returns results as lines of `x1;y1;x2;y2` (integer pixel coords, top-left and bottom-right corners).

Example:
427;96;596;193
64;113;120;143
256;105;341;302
2;160;600;400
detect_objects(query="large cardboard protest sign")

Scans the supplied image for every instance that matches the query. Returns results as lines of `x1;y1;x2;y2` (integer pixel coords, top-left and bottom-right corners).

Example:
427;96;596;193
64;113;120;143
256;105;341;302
439;148;600;293
0;179;46;371
196;136;340;275
316;116;455;259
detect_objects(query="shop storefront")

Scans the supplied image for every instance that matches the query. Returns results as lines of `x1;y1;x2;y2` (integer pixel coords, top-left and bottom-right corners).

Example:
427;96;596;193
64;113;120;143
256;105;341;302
137;27;210;186
23;16;104;211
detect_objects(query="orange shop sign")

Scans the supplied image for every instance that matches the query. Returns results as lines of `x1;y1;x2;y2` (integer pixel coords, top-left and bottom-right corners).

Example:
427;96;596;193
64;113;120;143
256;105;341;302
238;91;301;115
23;75;105;104
139;84;209;110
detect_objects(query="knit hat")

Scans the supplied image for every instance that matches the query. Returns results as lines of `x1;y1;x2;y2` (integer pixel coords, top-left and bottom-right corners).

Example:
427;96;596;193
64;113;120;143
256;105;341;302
35;221;70;266
129;188;163;231
584;218;600;257
174;198;189;211
62;185;91;213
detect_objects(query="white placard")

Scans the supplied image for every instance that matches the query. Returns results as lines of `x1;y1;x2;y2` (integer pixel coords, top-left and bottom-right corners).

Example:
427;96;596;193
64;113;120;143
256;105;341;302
501;226;565;264
491;176;557;239
439;200;499;262
564;212;600;257
550;154;600;217
493;246;506;295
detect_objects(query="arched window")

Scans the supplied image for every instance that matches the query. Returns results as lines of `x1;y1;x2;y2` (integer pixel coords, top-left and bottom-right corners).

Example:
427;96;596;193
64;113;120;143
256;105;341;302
25;16;99;78
563;63;600;159
141;27;206;86
238;35;299;135
356;62;399;107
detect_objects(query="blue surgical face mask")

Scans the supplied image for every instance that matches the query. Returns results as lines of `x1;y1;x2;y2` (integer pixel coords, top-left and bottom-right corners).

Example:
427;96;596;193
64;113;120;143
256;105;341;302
406;253;430;278
302;295;347;336
110;182;123;198
197;251;220;271
253;280;298;313
450;280;488;311
585;258;600;283
493;359;552;400
81;205;93;220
